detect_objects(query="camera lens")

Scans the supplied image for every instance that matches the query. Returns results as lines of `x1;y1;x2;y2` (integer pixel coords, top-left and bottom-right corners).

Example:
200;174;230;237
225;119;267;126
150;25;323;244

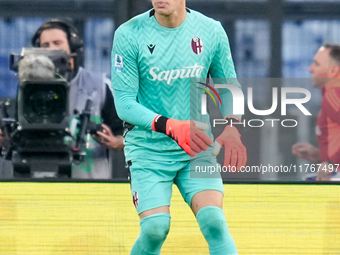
22;82;67;124
31;90;58;115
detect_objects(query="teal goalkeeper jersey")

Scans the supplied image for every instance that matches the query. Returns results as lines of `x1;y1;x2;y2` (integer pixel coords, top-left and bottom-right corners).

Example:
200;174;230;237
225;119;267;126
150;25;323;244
112;8;239;161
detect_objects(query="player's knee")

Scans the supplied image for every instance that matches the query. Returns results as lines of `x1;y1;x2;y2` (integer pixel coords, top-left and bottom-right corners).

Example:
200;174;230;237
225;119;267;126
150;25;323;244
205;218;228;239
140;213;171;245
197;206;230;239
197;206;238;254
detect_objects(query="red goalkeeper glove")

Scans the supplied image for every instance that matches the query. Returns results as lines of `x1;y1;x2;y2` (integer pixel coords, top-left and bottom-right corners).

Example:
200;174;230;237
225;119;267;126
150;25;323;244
152;115;213;157
211;118;247;171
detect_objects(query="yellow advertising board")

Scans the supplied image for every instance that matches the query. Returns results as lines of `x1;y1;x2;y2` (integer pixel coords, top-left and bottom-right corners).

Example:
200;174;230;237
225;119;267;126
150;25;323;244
0;182;339;254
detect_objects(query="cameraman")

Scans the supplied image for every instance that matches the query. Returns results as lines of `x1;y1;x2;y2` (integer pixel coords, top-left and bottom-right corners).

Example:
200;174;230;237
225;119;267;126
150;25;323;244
27;18;124;179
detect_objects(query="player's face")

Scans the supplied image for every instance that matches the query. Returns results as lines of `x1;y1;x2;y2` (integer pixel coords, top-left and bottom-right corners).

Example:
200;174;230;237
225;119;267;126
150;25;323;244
39;29;71;54
309;47;333;88
151;0;185;16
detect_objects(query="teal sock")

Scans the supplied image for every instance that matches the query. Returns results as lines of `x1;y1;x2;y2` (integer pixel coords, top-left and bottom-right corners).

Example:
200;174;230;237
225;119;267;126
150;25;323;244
196;206;238;255
130;213;170;255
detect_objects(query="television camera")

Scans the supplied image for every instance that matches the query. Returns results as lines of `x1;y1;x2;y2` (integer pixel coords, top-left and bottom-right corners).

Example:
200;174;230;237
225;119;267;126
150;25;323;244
0;48;100;178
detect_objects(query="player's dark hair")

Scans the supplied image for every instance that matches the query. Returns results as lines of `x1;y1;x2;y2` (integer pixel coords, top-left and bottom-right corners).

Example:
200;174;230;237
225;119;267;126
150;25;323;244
323;42;340;66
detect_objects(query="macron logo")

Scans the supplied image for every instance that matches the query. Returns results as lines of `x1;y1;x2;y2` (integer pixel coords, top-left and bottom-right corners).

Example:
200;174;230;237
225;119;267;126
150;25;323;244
147;44;156;54
148;63;204;85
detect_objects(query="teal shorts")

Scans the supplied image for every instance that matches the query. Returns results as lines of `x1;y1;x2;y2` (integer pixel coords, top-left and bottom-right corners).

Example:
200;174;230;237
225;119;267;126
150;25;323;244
129;154;224;214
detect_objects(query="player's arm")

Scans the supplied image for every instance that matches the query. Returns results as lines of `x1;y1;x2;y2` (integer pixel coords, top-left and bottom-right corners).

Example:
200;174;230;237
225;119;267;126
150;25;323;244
114;89;212;157
111;27;211;157
111;28;157;130
208;22;247;170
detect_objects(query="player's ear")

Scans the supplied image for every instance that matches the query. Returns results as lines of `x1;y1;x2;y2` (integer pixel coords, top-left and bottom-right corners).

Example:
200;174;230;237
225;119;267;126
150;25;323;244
330;63;340;78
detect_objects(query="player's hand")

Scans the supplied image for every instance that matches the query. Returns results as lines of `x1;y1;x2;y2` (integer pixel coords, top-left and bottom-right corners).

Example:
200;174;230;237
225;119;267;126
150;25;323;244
292;143;321;163
92;124;124;150
212;125;247;171
152;115;212;157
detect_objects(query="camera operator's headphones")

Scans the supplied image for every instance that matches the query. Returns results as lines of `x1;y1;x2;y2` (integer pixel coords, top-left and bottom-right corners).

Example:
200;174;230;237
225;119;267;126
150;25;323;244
31;18;83;53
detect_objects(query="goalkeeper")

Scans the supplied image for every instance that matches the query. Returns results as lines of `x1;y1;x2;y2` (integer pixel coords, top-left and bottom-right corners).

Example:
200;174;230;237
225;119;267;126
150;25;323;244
111;0;247;254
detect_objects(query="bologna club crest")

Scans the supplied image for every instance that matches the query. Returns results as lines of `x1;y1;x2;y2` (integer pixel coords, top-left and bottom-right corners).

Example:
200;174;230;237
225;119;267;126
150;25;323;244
132;191;139;208
191;36;203;55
